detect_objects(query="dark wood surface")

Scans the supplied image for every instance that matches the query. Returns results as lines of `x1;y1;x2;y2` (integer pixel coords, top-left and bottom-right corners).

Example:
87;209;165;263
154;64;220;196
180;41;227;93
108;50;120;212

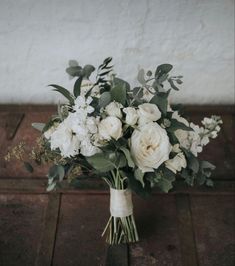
0;105;234;266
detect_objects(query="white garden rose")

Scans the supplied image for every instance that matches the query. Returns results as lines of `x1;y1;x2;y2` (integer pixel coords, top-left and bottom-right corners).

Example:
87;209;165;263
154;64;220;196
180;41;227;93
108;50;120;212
165;151;187;174
98;116;122;140
130;122;171;173
138;103;161;125
123;107;138;126
105;101;123;118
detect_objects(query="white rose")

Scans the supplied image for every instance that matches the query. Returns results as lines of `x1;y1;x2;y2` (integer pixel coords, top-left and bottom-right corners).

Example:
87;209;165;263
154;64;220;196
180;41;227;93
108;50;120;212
165;152;187;174
105;101;123;118
123;107;138;126
98;116;122;140
138;103;161;125
130;122;171;173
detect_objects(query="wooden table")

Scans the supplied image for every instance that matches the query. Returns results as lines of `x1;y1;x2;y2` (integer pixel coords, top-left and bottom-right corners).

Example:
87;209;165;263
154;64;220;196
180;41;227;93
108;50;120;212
0;105;234;266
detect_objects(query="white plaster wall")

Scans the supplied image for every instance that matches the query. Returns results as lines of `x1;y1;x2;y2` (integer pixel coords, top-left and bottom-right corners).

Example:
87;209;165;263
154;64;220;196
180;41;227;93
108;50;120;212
0;0;234;104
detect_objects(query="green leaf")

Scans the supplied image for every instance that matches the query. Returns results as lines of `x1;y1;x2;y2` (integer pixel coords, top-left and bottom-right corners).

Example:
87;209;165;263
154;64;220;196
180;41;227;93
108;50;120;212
206;179;214;187
24;162;34;173
167;119;193;132
49;84;74;105
134;168;145;187
31;123;45;132
73;76;83;97
155;64;173;78
66;66;82;77
47;181;56;192
82;65;95;79
150;90;170;115
124;171;151;198
99;91;112;107
119;147;135;168
137;69;146;85
201;161;216;170
168;78;179;91
157;177;173;193
68;60;79;67
86;153;116;172
110;78;129;105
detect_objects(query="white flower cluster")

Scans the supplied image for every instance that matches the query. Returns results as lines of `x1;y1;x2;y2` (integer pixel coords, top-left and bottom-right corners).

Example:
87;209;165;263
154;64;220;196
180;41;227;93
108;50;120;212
44;96;100;158
173;112;222;157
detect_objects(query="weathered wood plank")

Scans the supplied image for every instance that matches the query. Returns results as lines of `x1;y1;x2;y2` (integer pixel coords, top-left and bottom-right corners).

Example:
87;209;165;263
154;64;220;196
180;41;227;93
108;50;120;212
129;195;182;266
0;194;48;266
52;194;109;266
35;193;61;266
176;194;198;266
0;178;234;194
106;244;129;266
190;195;235;266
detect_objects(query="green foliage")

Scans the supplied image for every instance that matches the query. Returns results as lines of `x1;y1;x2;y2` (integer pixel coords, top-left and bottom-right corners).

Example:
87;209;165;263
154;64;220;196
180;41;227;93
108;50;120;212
111;83;126;105
73;76;83;97
167;119;193;132
86;152;127;173
99;91;112;107
49;84;74;105
119;147;135;168
134;168;145;187
150;90;170;115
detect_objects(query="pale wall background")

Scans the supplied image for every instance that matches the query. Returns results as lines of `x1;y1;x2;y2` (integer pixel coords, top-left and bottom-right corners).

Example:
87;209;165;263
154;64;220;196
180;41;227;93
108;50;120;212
0;0;234;104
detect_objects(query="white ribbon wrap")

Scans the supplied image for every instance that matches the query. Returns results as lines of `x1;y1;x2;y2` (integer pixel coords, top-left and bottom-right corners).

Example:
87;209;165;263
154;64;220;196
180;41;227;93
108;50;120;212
110;188;133;218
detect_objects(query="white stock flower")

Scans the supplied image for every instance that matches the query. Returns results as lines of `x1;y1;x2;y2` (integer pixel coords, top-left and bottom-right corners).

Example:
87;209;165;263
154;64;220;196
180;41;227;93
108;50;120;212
105;101;123;118
50;119;80;158
138;103;161;125
123;107;138;126
98;116;122;141
130;122;171;173
73;95;94;114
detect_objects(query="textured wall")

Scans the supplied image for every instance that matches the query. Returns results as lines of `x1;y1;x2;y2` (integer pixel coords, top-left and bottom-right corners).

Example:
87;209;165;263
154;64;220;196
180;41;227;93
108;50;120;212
0;0;234;104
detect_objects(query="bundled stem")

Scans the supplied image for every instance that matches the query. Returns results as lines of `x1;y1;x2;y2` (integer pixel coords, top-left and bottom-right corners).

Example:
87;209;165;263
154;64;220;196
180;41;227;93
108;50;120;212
102;170;139;245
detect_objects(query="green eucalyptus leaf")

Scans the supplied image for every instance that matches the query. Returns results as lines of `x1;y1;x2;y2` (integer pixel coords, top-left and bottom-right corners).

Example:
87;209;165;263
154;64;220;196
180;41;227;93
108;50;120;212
134;168;145;187
167;119;193;132
49;84;74;105
137;69;146;85
111;85;126;105
119;147;135;168
206;179;214;187
86;153;116;172
150;90;170;115
99;91;112;107
66;66;83;77
68;60;79;67
168;78;179;91
31;123;45;132
83;65;95;79
155;64;173;78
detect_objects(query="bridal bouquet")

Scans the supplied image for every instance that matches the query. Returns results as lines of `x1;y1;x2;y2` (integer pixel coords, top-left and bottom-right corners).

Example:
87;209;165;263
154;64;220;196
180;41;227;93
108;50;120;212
6;58;222;245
